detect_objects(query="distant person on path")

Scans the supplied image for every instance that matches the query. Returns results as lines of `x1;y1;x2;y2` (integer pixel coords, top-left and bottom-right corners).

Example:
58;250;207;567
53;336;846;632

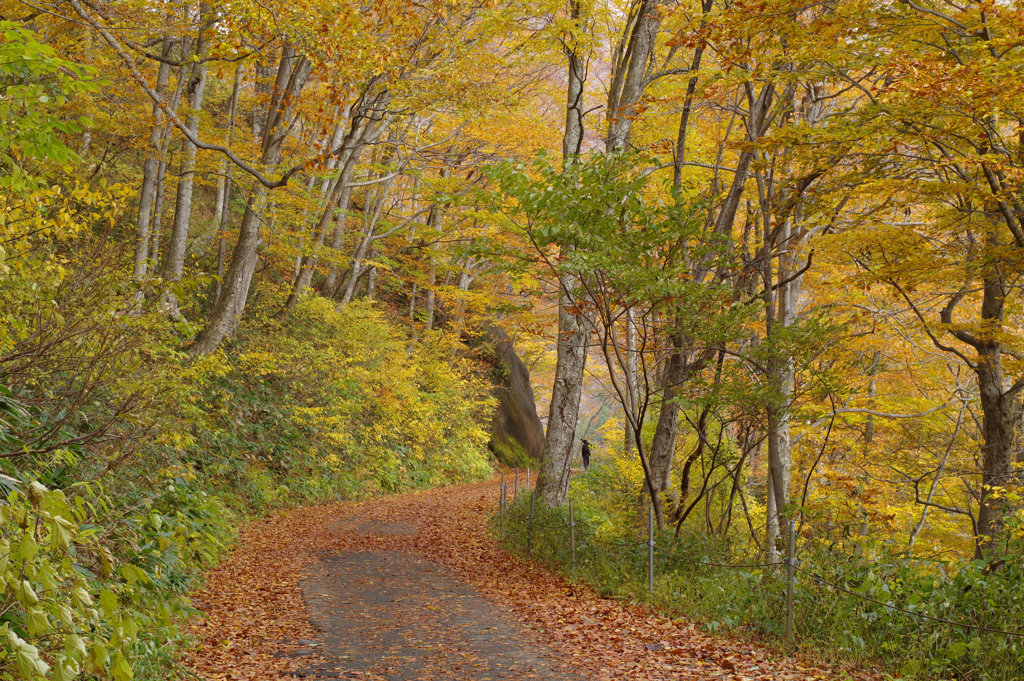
581;439;592;470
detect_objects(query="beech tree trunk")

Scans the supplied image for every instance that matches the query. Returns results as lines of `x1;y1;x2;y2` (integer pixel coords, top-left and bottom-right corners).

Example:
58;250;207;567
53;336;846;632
764;216;803;561
191;46;312;355
282;155;358;315
134;37;172;278
214;65;242;305
965;269;1017;558
536;0;590;508
163;32;209;316
649;332;684;493
150;158;168;270
605;0;662;153
536;274;591;507
622;309;638;454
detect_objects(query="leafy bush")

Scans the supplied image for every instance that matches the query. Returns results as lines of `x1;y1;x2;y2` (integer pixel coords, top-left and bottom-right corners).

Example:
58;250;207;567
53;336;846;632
181;298;495;509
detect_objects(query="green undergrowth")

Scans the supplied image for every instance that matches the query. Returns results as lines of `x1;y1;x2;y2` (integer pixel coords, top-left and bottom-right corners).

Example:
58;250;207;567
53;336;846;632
494;467;1024;681
0;283;496;681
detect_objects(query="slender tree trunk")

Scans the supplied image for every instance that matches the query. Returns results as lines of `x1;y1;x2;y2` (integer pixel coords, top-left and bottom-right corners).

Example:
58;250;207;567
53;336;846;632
191;47;312;355
908;403;964;551
424;249;437;330
283;155;358;314
339;232;374;305
163;35;209;315
214;65;242;305
605;0;662;152
561;0;586;162
536;274;591;507
323;98;390;297
337;126;400;306
366;264;377;300
864;350;880;445
649;331;684;492
973;274;1016;558
765;216;802;561
134;37;172;278
423;185;446;330
672;0;712;188
623;309;638;453
536;0;591;508
150;158;168;270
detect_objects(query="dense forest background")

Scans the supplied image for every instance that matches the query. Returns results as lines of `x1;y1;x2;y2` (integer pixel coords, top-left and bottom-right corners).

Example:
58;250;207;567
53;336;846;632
1;0;1023;678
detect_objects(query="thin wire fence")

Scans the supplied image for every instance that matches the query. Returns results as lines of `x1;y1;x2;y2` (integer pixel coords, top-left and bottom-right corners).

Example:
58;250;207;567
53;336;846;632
493;482;1024;678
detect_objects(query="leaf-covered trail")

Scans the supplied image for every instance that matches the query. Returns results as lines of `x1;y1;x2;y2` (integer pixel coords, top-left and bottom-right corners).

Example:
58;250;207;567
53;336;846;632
185;478;877;680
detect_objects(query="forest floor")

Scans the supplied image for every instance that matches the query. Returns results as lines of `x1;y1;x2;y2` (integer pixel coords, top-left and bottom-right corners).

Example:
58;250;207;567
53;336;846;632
183;476;881;681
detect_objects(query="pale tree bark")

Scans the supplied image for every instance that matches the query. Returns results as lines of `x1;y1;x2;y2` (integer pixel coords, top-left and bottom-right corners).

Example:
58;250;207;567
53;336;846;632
764;216;801;563
856;350;882;541
191;46;312;356
150;158;168;270
149;45;192;274
214;64;242;305
134;37;173;278
536;274;591;507
338;131;401;306
251;60;274;141
536;0;591;508
284;90;388;313
649;331;684;493
422;163;451;330
605;0;662;153
282;157;358;315
163;27;210;316
323;91;392;297
623;310;638;454
366;262;377;300
422;209;444;329
648;13;710;491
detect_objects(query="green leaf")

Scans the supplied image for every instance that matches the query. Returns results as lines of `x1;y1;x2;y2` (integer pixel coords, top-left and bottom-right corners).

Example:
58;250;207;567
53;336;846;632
15;643;47;680
17;580;38;606
26;608;47;635
72;585;92;607
122;615;139;641
111;653;133;681
50;515;76;549
64;633;86;660
98;588;118;617
53;658;79;681
119;564;149;585
19;533;38;561
88;641;107;669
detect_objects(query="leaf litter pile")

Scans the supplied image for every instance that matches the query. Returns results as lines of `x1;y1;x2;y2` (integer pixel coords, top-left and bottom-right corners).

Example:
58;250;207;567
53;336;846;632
185;477;881;680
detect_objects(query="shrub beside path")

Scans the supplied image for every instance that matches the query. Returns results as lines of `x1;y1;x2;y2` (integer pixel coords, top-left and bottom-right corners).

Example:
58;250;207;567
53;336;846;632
184;477;880;680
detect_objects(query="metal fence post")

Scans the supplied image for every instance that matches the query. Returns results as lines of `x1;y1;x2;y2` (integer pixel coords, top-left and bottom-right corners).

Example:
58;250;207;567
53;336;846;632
526;467;530;489
500;482;505;539
526;490;536;558
569;499;576;573
648;506;655;594
786;518;796;646
514;467;519;503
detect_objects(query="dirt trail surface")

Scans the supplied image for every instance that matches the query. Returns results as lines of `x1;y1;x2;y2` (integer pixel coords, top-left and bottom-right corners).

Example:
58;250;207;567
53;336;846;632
185;478;877;681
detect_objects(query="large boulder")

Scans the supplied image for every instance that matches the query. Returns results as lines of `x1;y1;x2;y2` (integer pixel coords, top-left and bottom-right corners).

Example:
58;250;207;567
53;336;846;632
481;324;545;466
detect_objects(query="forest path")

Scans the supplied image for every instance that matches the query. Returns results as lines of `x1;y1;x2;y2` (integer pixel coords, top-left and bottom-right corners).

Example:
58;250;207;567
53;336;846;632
184;477;868;681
